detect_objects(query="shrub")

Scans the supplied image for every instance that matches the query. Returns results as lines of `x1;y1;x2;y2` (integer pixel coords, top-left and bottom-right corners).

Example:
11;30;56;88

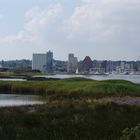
120;124;140;140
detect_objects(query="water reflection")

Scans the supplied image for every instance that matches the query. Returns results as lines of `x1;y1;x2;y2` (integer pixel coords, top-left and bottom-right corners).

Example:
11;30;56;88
0;94;44;107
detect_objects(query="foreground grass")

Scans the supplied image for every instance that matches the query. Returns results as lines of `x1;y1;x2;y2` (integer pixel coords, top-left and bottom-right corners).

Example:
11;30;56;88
0;102;140;140
0;78;140;140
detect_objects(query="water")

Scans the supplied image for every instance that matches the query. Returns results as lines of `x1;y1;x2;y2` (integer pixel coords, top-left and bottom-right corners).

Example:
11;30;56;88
86;74;140;84
35;74;140;84
0;94;44;107
0;78;26;81
2;75;140;84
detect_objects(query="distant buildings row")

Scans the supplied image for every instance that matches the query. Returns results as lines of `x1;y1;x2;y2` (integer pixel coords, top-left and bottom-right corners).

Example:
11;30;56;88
32;51;140;74
0;51;140;75
0;59;32;70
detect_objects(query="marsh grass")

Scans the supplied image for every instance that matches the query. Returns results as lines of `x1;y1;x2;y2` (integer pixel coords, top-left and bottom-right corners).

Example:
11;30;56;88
0;77;139;140
0;77;139;98
0;70;43;77
0;102;140;140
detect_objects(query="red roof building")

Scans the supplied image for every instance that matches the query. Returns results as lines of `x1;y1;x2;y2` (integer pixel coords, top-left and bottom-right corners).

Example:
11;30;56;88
83;56;93;72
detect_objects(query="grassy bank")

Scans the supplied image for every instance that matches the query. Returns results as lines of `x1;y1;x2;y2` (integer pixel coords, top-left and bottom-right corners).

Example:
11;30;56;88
0;70;44;78
0;77;139;98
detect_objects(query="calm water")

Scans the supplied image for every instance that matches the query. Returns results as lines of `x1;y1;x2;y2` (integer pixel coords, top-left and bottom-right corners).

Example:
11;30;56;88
0;78;26;81
36;74;140;84
0;94;44;107
86;74;140;84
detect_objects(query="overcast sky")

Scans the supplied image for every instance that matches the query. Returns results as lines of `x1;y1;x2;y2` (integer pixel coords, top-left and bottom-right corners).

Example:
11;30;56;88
0;0;140;61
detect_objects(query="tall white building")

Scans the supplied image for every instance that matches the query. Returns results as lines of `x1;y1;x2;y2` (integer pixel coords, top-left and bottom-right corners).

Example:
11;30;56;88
32;53;47;71
32;51;53;72
67;53;78;73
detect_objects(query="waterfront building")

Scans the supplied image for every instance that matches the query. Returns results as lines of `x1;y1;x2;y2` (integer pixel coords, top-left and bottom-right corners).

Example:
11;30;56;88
0;60;31;70
83;56;93;72
32;53;47;72
77;61;83;73
102;61;107;73
32;51;53;72
120;61;125;72
53;60;67;73
89;68;105;74
102;60;113;73
46;51;53;73
67;53;78;73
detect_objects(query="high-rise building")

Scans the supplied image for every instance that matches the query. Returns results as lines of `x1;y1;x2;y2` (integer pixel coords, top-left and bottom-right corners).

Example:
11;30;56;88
32;53;47;72
67;53;78;73
102;60;113;73
32;51;53;72
46;51;53;73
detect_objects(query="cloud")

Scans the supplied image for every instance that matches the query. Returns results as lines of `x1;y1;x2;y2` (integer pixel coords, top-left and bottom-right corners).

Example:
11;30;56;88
24;4;63;33
1;4;63;44
1;0;140;57
64;0;140;42
2;0;140;45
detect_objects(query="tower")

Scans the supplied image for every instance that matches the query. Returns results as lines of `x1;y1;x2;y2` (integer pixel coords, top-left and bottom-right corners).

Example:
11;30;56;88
67;53;78;73
46;50;53;73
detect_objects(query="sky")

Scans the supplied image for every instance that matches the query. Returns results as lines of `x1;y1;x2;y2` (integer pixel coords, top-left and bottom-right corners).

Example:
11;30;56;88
0;0;140;61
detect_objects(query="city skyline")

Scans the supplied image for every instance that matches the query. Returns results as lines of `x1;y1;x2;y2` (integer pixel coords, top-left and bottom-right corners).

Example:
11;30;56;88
31;52;139;74
0;0;140;61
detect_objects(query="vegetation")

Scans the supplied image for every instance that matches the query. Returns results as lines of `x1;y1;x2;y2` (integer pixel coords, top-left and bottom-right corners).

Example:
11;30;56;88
0;77;139;140
0;102;140;140
0;69;43;78
120;124;140;140
0;77;139;98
